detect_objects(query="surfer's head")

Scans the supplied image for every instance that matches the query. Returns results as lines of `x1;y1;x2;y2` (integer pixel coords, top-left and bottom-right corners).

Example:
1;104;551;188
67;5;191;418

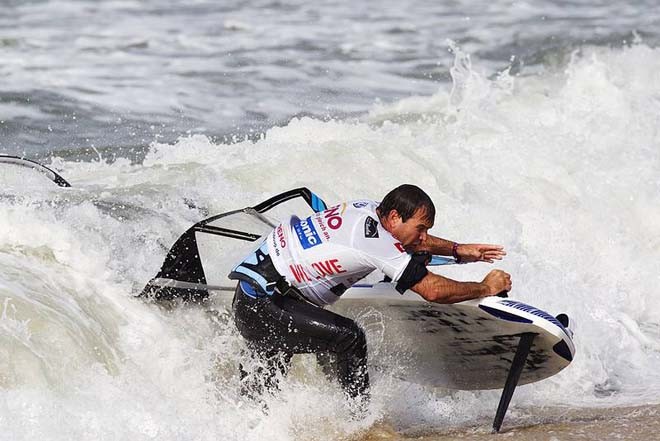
377;184;435;250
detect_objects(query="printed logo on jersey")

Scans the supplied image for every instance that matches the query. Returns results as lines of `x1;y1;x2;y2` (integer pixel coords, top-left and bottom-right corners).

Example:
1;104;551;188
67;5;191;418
276;224;286;248
364;216;379;238
311;258;346;278
293;217;322;249
271;224;286;256
353;201;369;209
324;205;343;230
289;259;346;283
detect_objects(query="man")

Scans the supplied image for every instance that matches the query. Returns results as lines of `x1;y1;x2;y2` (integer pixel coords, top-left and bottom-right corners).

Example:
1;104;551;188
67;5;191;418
229;184;511;406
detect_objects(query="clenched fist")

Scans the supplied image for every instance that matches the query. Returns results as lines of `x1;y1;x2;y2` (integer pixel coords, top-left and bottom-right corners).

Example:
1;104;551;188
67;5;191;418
482;270;512;296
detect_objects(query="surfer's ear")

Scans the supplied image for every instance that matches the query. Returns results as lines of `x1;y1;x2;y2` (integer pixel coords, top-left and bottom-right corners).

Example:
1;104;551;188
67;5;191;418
386;209;402;225
379;209;399;233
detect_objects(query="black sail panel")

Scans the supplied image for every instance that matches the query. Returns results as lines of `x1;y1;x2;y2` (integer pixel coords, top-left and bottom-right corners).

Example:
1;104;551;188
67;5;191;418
140;188;327;303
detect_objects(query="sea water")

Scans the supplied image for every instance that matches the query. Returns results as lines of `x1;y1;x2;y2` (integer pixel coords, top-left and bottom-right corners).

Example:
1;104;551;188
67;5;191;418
1;1;660;440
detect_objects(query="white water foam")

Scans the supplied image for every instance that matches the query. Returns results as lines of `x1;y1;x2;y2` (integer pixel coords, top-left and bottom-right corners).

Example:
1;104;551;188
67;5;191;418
1;42;660;439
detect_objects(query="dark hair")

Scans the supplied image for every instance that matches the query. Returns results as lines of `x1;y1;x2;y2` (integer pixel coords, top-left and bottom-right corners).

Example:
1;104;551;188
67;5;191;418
377;184;435;223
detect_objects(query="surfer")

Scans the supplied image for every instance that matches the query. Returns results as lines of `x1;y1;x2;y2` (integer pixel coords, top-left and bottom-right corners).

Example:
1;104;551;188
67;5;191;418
229;184;511;409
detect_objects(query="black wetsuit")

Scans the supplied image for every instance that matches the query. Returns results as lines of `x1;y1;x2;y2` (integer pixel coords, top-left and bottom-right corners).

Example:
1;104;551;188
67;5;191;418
232;280;369;400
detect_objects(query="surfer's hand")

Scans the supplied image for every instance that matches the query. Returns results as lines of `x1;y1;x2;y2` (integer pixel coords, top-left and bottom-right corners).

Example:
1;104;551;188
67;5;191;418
458;244;506;263
482;270;512;296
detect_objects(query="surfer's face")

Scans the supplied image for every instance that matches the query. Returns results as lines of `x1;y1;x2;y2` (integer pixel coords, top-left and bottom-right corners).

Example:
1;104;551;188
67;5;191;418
387;208;433;250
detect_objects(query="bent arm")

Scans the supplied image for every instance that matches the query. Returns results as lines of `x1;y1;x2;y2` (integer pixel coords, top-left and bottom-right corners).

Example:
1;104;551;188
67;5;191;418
411;272;489;304
410;269;512;304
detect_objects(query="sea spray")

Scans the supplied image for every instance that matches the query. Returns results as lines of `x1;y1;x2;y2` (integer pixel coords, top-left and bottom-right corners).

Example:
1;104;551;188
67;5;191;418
1;43;660;439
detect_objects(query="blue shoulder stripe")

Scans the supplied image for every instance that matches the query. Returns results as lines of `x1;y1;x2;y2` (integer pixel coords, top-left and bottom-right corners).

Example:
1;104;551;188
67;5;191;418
311;192;327;212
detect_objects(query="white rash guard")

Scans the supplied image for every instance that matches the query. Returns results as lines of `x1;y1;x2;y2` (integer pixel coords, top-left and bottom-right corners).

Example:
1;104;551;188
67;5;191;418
265;200;413;306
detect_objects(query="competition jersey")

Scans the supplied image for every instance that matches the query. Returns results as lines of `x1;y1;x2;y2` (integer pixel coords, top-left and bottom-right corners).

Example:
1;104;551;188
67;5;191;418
265;200;412;306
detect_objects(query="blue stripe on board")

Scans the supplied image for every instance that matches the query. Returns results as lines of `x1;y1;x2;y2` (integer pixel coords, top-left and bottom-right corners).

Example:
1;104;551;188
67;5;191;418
479;305;534;323
429;255;456;266
499;300;570;336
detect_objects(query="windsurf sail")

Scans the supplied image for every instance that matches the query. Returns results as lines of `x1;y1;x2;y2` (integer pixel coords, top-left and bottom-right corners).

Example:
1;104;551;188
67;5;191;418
0;155;71;187
140;188;328;302
140;188;458;302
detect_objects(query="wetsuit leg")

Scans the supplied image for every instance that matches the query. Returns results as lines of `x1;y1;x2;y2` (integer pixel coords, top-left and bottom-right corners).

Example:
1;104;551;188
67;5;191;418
238;348;292;400
232;283;369;400
316;351;337;381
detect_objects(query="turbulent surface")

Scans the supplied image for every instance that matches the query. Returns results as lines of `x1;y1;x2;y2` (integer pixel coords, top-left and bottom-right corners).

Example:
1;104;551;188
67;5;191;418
1;1;660;440
1;0;659;157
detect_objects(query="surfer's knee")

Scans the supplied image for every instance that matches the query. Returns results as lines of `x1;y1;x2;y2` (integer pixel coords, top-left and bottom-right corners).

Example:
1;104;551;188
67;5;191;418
332;319;367;356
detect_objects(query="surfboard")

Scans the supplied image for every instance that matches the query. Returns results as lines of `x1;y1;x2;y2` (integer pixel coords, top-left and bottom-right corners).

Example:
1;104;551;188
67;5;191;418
139;187;576;432
333;284;574;390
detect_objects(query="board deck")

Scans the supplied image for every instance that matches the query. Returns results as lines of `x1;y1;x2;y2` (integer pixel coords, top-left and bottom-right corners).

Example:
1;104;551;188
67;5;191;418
331;283;574;390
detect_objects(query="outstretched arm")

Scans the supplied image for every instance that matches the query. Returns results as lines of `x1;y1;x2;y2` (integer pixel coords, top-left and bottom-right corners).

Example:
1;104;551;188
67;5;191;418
414;234;506;264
